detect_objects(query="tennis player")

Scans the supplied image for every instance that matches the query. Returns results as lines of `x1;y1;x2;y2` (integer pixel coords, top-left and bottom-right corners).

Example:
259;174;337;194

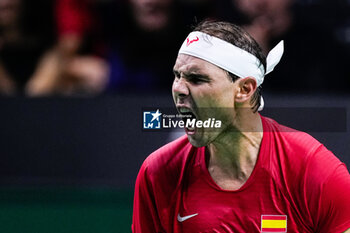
132;20;350;233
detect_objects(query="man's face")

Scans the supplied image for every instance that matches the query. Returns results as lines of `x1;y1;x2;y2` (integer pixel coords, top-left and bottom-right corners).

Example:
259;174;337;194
129;0;172;31
0;0;21;28
234;0;293;18
172;54;238;147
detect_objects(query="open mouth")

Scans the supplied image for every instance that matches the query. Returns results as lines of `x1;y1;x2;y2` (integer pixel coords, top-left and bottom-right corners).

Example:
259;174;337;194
178;107;197;133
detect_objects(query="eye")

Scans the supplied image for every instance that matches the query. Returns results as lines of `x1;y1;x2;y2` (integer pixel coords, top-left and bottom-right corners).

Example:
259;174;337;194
173;71;180;79
188;74;208;84
190;78;202;84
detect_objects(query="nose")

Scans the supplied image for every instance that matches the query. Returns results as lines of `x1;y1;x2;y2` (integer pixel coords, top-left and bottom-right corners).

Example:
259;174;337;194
172;77;189;99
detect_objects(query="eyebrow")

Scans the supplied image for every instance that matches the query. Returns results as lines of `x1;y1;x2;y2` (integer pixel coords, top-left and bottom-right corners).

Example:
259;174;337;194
173;69;209;81
173;64;202;73
173;67;206;76
187;73;209;80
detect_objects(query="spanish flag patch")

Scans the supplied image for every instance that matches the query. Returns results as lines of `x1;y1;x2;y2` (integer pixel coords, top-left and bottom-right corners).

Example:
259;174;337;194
261;215;287;232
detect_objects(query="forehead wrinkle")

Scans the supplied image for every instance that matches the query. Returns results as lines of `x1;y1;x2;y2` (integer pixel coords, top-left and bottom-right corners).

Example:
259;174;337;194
174;64;203;75
174;62;208;78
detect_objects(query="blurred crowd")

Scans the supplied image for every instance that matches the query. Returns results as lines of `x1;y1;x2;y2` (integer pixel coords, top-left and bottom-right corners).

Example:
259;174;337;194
0;0;349;97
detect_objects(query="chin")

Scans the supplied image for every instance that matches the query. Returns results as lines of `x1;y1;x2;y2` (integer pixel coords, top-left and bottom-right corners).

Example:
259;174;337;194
187;135;208;148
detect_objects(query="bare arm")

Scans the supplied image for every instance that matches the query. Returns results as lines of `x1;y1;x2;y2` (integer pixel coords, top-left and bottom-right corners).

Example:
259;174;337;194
25;35;82;96
25;48;62;96
26;34;108;96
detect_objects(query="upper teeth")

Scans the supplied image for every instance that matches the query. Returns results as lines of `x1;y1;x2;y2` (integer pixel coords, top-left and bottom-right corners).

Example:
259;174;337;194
179;108;191;113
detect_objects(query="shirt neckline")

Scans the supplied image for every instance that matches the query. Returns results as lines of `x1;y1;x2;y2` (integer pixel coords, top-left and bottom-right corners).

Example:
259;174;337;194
196;115;270;193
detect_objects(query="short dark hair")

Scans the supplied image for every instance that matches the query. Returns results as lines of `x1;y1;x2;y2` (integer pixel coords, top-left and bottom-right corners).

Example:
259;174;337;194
194;20;266;112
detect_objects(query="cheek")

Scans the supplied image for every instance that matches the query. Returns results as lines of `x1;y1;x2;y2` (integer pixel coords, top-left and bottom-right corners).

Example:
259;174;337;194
192;88;234;123
196;86;234;108
221;89;235;107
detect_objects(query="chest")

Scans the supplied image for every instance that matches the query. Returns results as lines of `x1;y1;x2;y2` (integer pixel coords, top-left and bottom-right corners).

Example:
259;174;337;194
168;169;309;233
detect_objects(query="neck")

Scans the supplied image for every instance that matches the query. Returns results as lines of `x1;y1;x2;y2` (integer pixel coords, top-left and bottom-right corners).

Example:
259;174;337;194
206;112;263;190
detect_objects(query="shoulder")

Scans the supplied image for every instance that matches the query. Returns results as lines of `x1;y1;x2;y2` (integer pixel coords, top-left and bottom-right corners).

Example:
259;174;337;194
261;116;343;186
137;135;196;189
144;135;193;172
263;116;321;151
261;116;350;228
262;116;327;160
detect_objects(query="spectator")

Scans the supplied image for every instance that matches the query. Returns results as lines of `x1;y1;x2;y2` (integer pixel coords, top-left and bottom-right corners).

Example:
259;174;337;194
102;0;190;92
0;0;55;96
25;0;109;96
0;0;110;97
215;0;350;92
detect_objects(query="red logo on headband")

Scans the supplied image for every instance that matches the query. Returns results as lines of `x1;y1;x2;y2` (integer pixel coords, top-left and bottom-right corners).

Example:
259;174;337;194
186;36;199;46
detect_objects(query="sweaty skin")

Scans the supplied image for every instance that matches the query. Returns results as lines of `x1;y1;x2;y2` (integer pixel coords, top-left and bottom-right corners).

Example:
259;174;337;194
172;54;263;190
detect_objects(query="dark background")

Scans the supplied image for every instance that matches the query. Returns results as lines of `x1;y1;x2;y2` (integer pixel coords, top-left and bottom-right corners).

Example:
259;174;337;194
1;0;350;232
0;93;349;232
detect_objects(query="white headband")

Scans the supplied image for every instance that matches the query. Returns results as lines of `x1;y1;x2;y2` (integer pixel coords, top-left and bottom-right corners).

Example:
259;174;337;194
178;31;284;87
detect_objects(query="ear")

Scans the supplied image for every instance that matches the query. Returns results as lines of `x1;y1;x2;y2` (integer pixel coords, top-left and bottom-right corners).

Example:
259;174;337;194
235;77;258;103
